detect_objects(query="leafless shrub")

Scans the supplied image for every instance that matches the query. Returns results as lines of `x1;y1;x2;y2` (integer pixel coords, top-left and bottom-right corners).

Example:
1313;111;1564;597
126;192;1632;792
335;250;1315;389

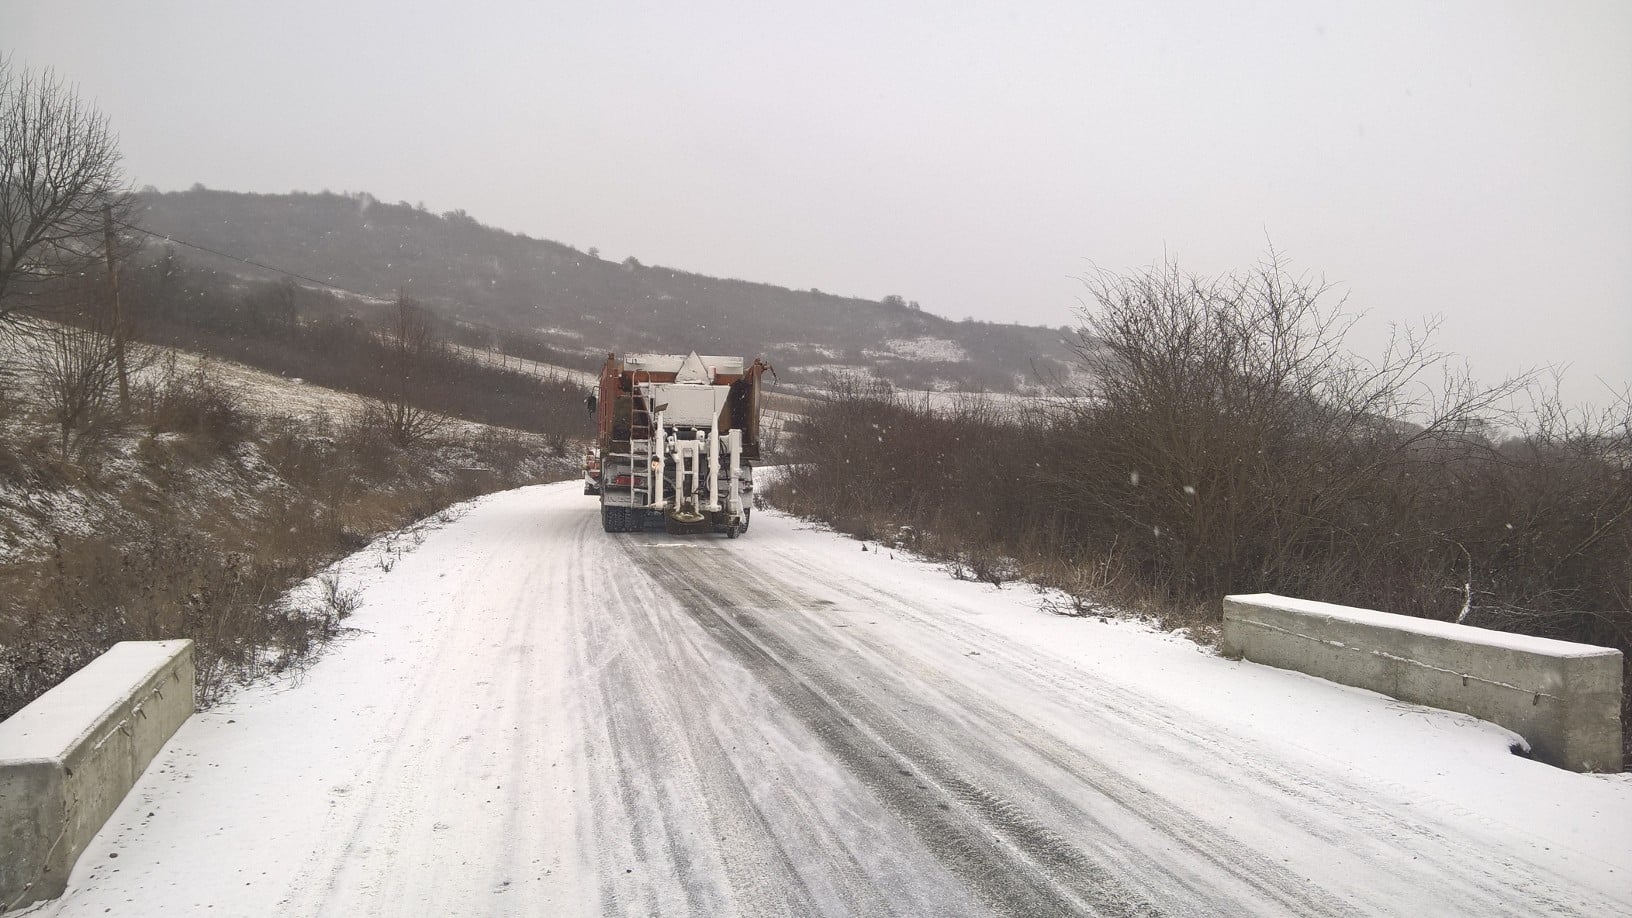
354;399;445;450
337;407;399;477
26;318;124;454
759;412;785;456
1038;593;1104;618
0;382;569;720
772;249;1629;761
136;354;250;452
316;570;360;625
0;354;16;422
364;292;449;448
0;523;329;714
946;548;1020;588
1057;252;1527;609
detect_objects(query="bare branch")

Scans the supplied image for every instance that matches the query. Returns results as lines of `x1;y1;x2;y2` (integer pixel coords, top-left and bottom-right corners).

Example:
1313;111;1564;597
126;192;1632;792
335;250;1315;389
0;57;132;327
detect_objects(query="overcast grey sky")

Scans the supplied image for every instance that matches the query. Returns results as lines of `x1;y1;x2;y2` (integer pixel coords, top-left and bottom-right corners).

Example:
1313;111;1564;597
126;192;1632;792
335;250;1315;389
10;0;1630;405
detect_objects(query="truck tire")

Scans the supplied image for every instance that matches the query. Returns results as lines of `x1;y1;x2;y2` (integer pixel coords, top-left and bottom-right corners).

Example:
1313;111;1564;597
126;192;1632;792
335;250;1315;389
604;506;636;532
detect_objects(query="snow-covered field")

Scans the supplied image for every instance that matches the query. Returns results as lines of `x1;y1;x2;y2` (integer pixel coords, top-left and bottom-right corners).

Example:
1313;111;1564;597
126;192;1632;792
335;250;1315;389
877;336;967;362
0;326;362;423
445;343;598;388
24;482;1632;916
1;325;555;441
146;352;369;423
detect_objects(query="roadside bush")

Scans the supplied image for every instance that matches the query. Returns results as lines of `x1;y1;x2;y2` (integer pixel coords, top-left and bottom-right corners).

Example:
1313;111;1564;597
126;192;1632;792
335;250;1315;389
1;257;584;720
0;522;331;710
771;252;1632;762
0;380;574;720
354;400;445;450
137;354;251;453
0;354;16;424
165;360;246;439
27;319;125;455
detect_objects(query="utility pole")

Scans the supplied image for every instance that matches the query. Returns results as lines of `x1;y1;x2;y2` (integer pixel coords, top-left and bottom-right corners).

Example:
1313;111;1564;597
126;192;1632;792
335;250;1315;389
102;203;129;408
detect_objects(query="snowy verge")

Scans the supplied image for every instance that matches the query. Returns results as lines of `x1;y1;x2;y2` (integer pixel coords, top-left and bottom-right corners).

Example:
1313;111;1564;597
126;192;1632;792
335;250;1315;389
744;501;1632;865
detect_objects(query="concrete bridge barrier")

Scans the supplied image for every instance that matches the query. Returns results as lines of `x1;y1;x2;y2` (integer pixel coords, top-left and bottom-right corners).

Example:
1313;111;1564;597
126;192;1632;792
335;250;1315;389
0;640;194;911
1222;594;1622;772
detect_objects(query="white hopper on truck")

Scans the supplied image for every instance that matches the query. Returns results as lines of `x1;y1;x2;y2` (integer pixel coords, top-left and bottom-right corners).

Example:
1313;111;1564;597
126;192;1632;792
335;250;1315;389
591;351;772;536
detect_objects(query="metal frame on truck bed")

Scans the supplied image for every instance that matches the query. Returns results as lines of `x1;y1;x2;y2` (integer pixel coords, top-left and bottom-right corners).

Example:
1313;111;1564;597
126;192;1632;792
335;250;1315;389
592;351;772;536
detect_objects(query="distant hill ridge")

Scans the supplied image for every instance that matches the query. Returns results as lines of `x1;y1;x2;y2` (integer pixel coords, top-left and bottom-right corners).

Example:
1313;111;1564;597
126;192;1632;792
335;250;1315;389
134;188;1080;393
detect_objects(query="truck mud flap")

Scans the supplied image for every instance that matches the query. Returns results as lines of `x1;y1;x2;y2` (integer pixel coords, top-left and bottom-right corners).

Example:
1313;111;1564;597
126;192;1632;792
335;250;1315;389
665;513;714;536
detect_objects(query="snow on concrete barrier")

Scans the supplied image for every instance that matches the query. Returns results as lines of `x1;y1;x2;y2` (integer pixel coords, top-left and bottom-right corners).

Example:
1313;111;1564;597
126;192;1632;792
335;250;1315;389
0;640;194;911
1222;595;1623;773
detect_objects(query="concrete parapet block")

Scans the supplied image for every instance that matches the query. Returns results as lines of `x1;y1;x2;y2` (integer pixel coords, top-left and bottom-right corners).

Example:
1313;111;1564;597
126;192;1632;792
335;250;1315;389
1223;594;1622;773
0;640;194;912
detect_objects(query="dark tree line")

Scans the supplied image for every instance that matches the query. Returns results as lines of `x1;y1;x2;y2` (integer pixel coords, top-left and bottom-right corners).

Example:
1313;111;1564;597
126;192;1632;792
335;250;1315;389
118;247;588;436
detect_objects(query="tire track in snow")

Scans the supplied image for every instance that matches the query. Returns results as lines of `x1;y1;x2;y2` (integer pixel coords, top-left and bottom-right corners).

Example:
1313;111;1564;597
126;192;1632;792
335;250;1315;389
752;534;1619;916
574;559;818;916
669;550;1352;916
637;545;1160;917
579;532;978;916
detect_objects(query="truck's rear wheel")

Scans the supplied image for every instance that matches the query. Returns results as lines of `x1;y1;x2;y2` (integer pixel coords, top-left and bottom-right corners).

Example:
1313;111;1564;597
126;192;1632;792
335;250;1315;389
604;506;640;532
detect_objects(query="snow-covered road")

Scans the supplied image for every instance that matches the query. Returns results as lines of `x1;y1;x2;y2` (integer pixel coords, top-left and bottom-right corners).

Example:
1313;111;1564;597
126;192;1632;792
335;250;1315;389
30;482;1632;916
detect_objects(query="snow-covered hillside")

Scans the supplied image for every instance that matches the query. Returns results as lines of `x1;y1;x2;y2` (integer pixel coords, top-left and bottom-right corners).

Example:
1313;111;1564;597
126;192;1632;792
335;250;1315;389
0;331;563;568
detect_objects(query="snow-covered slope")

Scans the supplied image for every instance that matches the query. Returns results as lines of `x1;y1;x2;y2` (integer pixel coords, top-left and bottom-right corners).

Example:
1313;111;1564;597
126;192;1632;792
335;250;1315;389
28;482;1632;916
0;329;556;566
0;328;370;424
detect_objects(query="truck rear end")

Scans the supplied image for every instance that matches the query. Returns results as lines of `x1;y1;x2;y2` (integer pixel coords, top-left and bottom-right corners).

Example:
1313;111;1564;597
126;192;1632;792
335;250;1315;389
594;351;771;536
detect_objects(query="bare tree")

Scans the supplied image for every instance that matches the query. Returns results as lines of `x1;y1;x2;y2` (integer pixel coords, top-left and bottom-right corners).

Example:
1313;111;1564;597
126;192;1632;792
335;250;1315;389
1056;250;1527;606
365;292;446;447
0;57;132;330
28;314;124;454
240;275;300;334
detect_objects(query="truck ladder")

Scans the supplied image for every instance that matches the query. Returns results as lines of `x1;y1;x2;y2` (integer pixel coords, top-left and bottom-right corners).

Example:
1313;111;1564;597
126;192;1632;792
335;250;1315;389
628;376;655;516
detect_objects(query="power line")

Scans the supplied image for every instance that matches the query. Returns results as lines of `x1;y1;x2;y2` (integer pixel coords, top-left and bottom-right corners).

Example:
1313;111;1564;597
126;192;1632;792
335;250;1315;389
115;219;388;302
